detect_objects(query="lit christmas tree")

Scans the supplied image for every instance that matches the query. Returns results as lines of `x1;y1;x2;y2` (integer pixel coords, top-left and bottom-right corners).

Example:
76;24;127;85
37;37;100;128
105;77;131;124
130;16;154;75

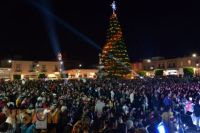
101;1;132;78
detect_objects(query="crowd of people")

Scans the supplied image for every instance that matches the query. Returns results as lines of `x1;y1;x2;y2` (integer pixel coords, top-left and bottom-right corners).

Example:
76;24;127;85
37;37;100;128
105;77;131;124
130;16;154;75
0;76;200;133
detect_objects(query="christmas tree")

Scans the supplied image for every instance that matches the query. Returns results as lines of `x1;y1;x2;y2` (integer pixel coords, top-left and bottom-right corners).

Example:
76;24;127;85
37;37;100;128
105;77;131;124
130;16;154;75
101;1;132;78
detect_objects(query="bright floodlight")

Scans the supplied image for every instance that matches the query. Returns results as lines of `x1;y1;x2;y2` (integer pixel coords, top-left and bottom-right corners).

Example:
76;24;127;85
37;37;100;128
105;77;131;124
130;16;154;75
192;53;197;57
79;64;82;67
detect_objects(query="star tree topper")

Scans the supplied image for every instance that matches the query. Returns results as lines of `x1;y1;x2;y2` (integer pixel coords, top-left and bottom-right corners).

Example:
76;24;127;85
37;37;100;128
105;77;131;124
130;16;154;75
111;1;117;13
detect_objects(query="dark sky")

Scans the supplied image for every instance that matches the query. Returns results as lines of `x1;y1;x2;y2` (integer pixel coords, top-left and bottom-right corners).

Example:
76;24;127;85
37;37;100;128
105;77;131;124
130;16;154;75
1;0;200;65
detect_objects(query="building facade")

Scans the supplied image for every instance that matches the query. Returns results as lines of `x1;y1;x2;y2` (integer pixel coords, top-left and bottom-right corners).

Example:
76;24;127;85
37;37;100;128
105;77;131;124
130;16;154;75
0;60;99;80
132;55;200;76
0;60;61;80
65;69;98;79
0;68;12;80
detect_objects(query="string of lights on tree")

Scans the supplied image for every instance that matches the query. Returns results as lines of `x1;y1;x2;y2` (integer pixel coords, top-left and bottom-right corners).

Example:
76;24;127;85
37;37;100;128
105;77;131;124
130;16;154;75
101;1;132;78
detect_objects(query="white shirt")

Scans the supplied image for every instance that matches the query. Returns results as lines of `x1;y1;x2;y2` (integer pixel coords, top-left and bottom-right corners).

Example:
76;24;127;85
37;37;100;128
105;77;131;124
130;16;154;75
95;100;105;114
111;90;115;100
130;93;134;103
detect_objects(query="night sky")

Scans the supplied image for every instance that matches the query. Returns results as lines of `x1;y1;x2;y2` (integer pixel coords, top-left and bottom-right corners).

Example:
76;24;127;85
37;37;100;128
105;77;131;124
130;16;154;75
1;0;200;65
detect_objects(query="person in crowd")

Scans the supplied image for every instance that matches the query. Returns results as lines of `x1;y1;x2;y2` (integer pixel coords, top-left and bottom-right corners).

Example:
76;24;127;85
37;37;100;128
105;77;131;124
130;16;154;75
156;112;175;133
95;98;105;118
134;128;147;133
1;76;200;132
194;99;200;131
47;104;59;133
0;112;13;132
20;111;35;133
163;93;172;111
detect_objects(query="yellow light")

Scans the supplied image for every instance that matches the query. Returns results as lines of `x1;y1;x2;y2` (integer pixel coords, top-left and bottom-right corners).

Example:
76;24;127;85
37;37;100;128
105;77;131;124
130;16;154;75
54;72;59;75
48;74;56;78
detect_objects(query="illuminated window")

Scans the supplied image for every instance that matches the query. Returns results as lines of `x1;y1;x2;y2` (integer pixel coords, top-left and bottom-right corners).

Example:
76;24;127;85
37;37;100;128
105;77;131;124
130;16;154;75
15;64;21;72
180;61;183;67
188;60;191;65
41;65;47;72
172;63;176;67
29;64;35;72
168;63;171;68
54;65;59;72
162;64;165;69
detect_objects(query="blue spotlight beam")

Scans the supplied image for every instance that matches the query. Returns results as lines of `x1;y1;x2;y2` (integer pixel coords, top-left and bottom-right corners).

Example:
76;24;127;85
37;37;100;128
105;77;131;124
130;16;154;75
39;0;65;77
29;0;102;51
28;0;139;77
39;0;61;55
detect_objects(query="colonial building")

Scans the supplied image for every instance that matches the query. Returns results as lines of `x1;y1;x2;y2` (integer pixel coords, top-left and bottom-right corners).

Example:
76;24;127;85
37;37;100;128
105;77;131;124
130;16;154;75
132;55;200;76
65;69;98;79
0;60;60;80
0;68;12;80
0;60;99;80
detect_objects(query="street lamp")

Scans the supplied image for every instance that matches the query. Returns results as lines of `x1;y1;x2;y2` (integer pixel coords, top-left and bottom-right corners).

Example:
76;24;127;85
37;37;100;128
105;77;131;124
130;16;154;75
79;64;82;68
8;60;12;63
192;53;197;58
147;59;151;63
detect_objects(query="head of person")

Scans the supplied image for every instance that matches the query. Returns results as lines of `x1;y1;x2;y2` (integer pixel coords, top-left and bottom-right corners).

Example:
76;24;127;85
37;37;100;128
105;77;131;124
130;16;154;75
162;112;170;122
59;99;64;106
61;106;67;113
126;120;134;130
50;104;56;111
168;93;171;98
22;112;32;125
135;128;147;133
108;117;118;129
189;97;193;102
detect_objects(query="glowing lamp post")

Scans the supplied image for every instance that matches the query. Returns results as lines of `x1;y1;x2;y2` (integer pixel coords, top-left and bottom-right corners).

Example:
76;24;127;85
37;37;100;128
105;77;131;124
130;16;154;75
192;53;197;58
8;60;12;63
147;59;151;63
